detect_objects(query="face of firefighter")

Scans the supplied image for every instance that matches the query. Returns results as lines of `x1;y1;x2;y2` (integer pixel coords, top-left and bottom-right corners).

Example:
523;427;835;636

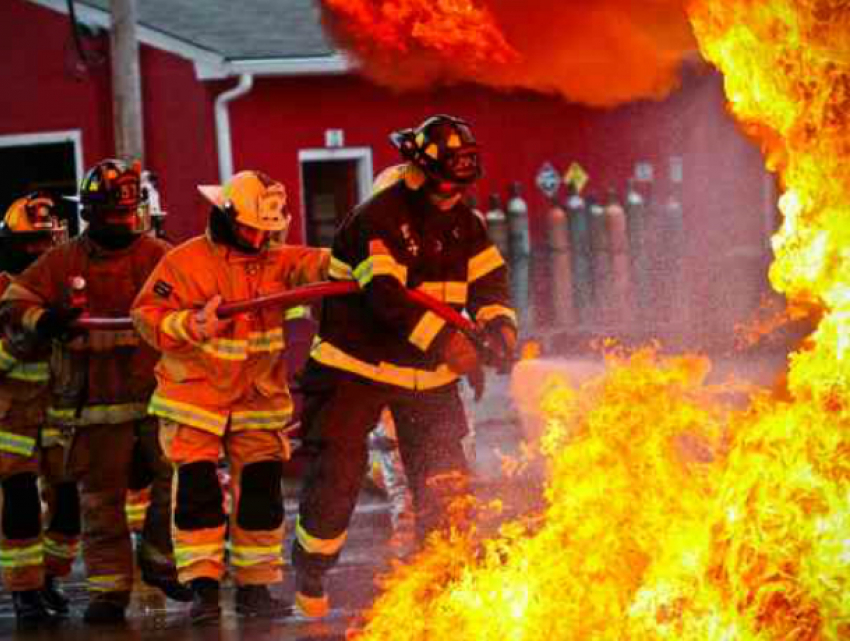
232;220;272;253
427;179;468;210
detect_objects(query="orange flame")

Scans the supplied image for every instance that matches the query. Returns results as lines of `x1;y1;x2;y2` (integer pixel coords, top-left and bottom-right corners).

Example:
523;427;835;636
319;0;697;107
346;1;850;639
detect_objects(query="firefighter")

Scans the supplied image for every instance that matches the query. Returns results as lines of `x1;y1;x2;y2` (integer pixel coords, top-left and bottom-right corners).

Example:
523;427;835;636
0;193;80;626
131;170;330;625
0;160;185;624
292;114;517;619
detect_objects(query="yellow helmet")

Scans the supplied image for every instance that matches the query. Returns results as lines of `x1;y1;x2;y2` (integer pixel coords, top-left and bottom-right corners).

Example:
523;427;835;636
0;192;67;242
198;170;289;232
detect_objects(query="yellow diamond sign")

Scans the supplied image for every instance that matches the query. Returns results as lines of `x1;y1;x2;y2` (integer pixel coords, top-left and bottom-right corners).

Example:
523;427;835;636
563;162;589;194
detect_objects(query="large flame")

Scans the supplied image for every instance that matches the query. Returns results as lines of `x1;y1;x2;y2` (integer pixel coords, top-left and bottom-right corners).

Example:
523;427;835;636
347;1;850;639
320;0;697;107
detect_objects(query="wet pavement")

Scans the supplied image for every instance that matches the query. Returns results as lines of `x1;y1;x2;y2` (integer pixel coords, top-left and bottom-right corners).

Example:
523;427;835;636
0;374;529;641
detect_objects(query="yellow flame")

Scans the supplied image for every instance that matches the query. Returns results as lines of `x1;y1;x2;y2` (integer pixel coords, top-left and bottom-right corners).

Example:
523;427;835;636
349;2;850;639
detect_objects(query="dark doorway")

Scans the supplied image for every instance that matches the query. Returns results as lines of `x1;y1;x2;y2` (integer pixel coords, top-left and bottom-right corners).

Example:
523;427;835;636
0;141;80;236
301;159;360;248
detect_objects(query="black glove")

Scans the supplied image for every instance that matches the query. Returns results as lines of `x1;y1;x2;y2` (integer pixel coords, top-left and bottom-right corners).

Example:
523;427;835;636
34;307;84;342
482;321;518;374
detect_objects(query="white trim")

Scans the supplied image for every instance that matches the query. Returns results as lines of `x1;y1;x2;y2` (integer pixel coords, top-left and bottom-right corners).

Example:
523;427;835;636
228;55;353;77
215;74;254;182
0;130;84;185
0;129;84;229
297;147;374;244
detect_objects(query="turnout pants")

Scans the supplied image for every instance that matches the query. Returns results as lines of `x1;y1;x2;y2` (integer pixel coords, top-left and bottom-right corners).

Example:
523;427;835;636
0;425;80;592
66;417;176;604
294;371;470;577
159;420;288;585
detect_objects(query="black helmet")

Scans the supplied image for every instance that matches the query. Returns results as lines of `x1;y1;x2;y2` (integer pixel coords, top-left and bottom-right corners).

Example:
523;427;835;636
77;159;141;222
390;115;482;186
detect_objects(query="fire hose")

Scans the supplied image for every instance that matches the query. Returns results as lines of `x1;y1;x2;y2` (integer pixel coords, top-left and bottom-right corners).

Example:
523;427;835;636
72;281;504;397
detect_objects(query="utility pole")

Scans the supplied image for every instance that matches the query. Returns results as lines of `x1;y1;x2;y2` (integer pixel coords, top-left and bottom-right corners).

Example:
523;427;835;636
110;0;144;163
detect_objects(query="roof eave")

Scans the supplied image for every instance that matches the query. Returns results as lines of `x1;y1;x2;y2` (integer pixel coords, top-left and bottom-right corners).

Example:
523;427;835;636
28;0;353;81
197;54;354;81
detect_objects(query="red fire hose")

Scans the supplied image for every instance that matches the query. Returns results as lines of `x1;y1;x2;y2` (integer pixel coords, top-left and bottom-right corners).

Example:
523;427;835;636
74;281;479;337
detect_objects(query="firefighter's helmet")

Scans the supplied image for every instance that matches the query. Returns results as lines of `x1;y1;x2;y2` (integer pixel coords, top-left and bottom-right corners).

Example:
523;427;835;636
390;115;482;186
77;159;142;220
0;192;67;243
198;170;290;233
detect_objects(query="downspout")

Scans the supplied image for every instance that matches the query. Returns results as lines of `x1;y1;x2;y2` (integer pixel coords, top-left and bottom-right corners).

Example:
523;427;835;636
214;73;254;181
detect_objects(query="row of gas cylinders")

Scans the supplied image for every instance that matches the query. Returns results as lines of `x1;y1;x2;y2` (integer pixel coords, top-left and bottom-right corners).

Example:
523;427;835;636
482;183;690;338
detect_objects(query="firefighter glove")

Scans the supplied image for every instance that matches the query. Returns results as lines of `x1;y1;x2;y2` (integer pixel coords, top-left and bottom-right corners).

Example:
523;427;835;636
483;321;518;374
35;306;84;342
466;365;486;402
189;295;231;341
441;329;480;376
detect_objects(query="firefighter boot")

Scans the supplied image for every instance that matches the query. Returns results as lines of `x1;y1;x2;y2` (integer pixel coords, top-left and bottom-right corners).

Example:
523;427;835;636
40;575;70;616
189;578;221;626
294;570;329;619
12;591;58;628
235;585;292;618
83;593;129;625
138;551;193;602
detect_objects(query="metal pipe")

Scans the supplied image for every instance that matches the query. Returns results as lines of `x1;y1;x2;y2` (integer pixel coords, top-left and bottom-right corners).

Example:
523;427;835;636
214;73;253;182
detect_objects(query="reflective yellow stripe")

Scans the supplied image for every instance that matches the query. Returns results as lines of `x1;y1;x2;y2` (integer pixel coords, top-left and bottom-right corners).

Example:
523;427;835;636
409;311;445;351
43;538;79;560
162;310;194;342
284;305;309;321
201;338;248;361
149;395;227;435
468;246;505;282
230;544;283;568
6;361;49;382
417;281;468;304
0;543;43;568
311;338;458;390
126;504;147;524
296;516;346;556
475;304;517;325
0;431;37;457
354;254;408;287
48;402;148;426
175;542;225;568
247;328;285;353
0;341;18;371
88;574;132;592
329;256;354;281
231;408;292;430
41;428;64;448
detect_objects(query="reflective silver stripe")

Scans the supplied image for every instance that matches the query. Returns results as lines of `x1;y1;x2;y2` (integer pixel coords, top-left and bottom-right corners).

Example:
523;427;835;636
88;574;132;592
0;431;37;457
149;395;228;434
296;516;346;556
247;328;285;353
230;544;283;568
0;543;43;568
6;361;49;382
468;246;505;282
311;338;457;390
175;542;225;568
48;403;148;426
231;408;292;430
